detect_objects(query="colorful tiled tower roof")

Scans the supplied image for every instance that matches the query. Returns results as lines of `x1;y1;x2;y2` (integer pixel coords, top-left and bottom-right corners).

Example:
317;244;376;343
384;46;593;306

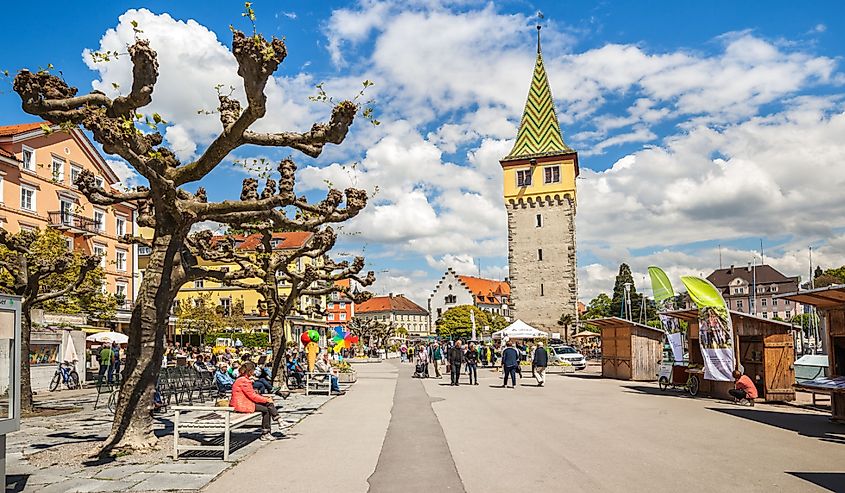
503;29;573;161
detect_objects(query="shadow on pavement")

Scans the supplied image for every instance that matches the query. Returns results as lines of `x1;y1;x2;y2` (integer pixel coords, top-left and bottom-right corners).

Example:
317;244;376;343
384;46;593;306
709;408;845;445
623;385;696;398
5;474;29;493
787;472;845;492
558;372;604;380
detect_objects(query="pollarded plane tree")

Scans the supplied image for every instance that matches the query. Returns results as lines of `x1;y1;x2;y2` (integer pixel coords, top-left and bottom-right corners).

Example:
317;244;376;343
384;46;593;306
13;23;368;453
0;228;105;413
199;218;374;387
348;317;395;356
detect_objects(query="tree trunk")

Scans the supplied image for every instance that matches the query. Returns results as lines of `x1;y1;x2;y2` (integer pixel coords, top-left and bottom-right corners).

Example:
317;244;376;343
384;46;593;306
99;232;180;455
20;306;33;414
268;309;287;388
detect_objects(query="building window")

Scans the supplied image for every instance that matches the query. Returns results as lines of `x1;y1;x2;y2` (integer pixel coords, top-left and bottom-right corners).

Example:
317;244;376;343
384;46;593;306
445;295;456;304
94;209;106;232
220;297;231;316
116;217;126;237
761;298;767;307
538;249;543;261
93;244;106;267
65;237;73;251
327;302;334;309
736;300;743;310
20;185;36;211
340;312;346;321
115;250;127;271
786;311;791;319
70;165;82;187
0;175;3;203
437;308;442;317
772;298;778;307
138;246;151;256
51;157;64;183
115;283;127;299
762;312;768;319
339;302;346;309
516;169;532;187
21;146;35;171
194;280;204;289
536;214;542;227
544;166;560;184
94;176;104;189
540;284;544;296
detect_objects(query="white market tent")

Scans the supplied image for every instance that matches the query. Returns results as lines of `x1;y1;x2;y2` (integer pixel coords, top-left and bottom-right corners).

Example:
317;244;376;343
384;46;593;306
491;319;549;339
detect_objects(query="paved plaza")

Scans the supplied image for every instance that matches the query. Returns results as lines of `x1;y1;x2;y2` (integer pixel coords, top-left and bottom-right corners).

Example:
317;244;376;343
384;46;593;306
5;361;845;492
207;361;845;493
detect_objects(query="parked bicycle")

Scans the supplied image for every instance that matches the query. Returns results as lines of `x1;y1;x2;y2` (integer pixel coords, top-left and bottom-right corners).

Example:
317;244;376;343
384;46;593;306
49;361;80;391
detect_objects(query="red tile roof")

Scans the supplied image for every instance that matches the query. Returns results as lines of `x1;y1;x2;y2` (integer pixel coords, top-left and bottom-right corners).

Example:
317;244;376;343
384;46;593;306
356;295;428;314
212;231;313;251
0;122;45;137
0;147;15;159
457;275;510;304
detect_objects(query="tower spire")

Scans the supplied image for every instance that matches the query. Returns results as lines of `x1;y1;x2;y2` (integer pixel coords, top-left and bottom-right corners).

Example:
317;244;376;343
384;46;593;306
537;24;542;54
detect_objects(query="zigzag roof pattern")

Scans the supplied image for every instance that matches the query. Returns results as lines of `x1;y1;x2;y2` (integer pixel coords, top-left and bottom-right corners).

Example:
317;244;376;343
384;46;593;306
503;51;573;161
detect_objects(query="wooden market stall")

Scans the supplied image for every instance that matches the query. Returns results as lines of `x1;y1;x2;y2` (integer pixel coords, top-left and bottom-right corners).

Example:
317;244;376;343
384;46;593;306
589;318;664;381
662;309;795;402
779;285;845;422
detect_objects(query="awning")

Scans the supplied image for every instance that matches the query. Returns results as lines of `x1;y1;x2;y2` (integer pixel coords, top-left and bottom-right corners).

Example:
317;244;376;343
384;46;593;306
572;330;601;338
586;317;665;333
778;284;845;310
660;308;793;328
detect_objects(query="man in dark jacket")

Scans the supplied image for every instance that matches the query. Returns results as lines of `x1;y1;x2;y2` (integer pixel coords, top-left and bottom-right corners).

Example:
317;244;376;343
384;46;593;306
448;340;464;386
532;341;548;387
501;340;519;388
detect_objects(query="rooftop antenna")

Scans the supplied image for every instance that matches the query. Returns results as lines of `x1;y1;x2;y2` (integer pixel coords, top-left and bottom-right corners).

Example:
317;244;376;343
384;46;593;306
718;244;723;269
760;239;764;265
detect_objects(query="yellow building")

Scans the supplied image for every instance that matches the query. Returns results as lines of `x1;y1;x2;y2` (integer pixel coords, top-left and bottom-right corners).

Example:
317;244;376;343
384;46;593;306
172;231;329;345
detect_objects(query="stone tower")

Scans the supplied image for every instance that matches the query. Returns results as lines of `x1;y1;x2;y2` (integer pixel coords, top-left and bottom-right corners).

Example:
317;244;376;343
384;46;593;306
500;27;579;334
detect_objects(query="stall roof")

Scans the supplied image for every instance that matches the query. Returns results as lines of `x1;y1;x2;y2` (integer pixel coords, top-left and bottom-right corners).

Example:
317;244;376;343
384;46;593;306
777;284;845;310
587;317;665;333
661;308;793;328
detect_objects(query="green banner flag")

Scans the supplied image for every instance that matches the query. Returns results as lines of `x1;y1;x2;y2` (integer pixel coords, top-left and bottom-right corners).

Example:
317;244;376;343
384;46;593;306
680;276;735;381
648;266;675;303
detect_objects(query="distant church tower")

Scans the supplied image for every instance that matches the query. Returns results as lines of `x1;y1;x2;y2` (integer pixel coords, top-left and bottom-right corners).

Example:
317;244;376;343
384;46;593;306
500;26;579;334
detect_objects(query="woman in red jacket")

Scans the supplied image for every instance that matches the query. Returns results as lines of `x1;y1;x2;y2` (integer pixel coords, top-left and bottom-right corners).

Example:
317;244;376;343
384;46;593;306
231;361;281;440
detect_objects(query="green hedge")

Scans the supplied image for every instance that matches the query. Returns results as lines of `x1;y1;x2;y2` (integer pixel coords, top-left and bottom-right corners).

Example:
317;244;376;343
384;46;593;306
204;332;269;347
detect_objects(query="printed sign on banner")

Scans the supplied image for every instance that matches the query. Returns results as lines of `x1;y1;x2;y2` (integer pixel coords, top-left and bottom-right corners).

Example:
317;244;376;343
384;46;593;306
681;276;735;382
648;266;684;363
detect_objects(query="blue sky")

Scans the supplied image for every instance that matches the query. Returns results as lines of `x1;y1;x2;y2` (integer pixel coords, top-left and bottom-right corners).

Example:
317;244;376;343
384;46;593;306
2;1;845;304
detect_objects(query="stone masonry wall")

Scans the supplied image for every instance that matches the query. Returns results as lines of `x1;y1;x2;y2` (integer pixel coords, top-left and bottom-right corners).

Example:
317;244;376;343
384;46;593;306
506;197;577;334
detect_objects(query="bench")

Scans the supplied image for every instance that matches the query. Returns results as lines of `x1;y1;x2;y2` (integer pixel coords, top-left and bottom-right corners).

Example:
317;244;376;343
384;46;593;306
304;371;333;395
173;405;262;461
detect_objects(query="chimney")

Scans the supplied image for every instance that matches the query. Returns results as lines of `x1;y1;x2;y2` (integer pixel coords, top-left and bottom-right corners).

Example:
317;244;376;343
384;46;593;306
747;262;752;272
728;265;733;274
388;293;393;298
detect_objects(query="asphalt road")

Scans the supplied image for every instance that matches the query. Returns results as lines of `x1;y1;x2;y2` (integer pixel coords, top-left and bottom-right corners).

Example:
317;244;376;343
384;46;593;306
206;360;845;493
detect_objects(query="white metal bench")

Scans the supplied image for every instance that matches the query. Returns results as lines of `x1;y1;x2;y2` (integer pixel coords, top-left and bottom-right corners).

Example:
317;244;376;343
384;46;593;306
304;371;333;395
172;405;262;461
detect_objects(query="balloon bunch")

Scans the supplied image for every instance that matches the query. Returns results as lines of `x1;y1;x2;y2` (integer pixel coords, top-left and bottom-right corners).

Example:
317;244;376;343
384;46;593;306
332;326;359;353
300;329;320;345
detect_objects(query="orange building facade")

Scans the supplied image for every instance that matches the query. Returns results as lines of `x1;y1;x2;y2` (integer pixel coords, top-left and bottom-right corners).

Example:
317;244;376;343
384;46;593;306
0;123;137;318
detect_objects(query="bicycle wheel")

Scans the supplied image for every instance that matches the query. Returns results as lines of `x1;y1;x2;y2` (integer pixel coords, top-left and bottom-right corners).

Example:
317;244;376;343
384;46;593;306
658;376;669;391
49;372;61;392
68;371;80;390
688;375;700;397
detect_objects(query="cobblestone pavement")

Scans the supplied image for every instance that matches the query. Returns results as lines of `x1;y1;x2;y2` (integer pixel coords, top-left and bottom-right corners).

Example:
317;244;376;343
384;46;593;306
5;385;339;492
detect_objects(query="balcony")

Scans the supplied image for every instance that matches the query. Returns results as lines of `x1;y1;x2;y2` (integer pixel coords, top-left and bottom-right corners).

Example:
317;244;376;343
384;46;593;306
48;211;98;236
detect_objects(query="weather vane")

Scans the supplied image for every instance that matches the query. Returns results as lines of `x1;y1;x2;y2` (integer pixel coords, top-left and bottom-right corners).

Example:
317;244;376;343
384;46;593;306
536;11;544;53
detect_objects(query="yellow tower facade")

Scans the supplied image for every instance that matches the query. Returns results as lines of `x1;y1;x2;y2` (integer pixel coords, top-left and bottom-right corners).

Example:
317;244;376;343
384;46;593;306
500;28;579;333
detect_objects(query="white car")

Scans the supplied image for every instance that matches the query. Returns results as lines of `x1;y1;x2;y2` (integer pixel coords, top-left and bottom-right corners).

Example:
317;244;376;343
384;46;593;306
549;345;587;370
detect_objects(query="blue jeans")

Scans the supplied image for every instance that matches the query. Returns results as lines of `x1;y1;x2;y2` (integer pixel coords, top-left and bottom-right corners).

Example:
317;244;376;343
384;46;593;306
330;375;340;392
503;366;517;386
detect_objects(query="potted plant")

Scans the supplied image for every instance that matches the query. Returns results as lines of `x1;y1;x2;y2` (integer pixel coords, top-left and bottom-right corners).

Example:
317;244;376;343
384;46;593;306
335;360;357;383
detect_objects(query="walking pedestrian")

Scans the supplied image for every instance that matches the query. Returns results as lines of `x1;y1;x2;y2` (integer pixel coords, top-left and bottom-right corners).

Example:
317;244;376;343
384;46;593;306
431;342;442;378
98;343;115;385
501;340;519;388
532;341;548;387
448;340;464;386
465;342;479;385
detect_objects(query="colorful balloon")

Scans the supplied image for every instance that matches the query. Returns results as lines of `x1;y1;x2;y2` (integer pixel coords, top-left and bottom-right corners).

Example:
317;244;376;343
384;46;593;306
307;329;320;342
300;332;311;344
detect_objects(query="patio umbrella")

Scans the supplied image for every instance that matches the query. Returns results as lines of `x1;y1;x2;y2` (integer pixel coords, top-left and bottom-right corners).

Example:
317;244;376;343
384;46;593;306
572;330;600;339
86;331;129;344
63;334;79;363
